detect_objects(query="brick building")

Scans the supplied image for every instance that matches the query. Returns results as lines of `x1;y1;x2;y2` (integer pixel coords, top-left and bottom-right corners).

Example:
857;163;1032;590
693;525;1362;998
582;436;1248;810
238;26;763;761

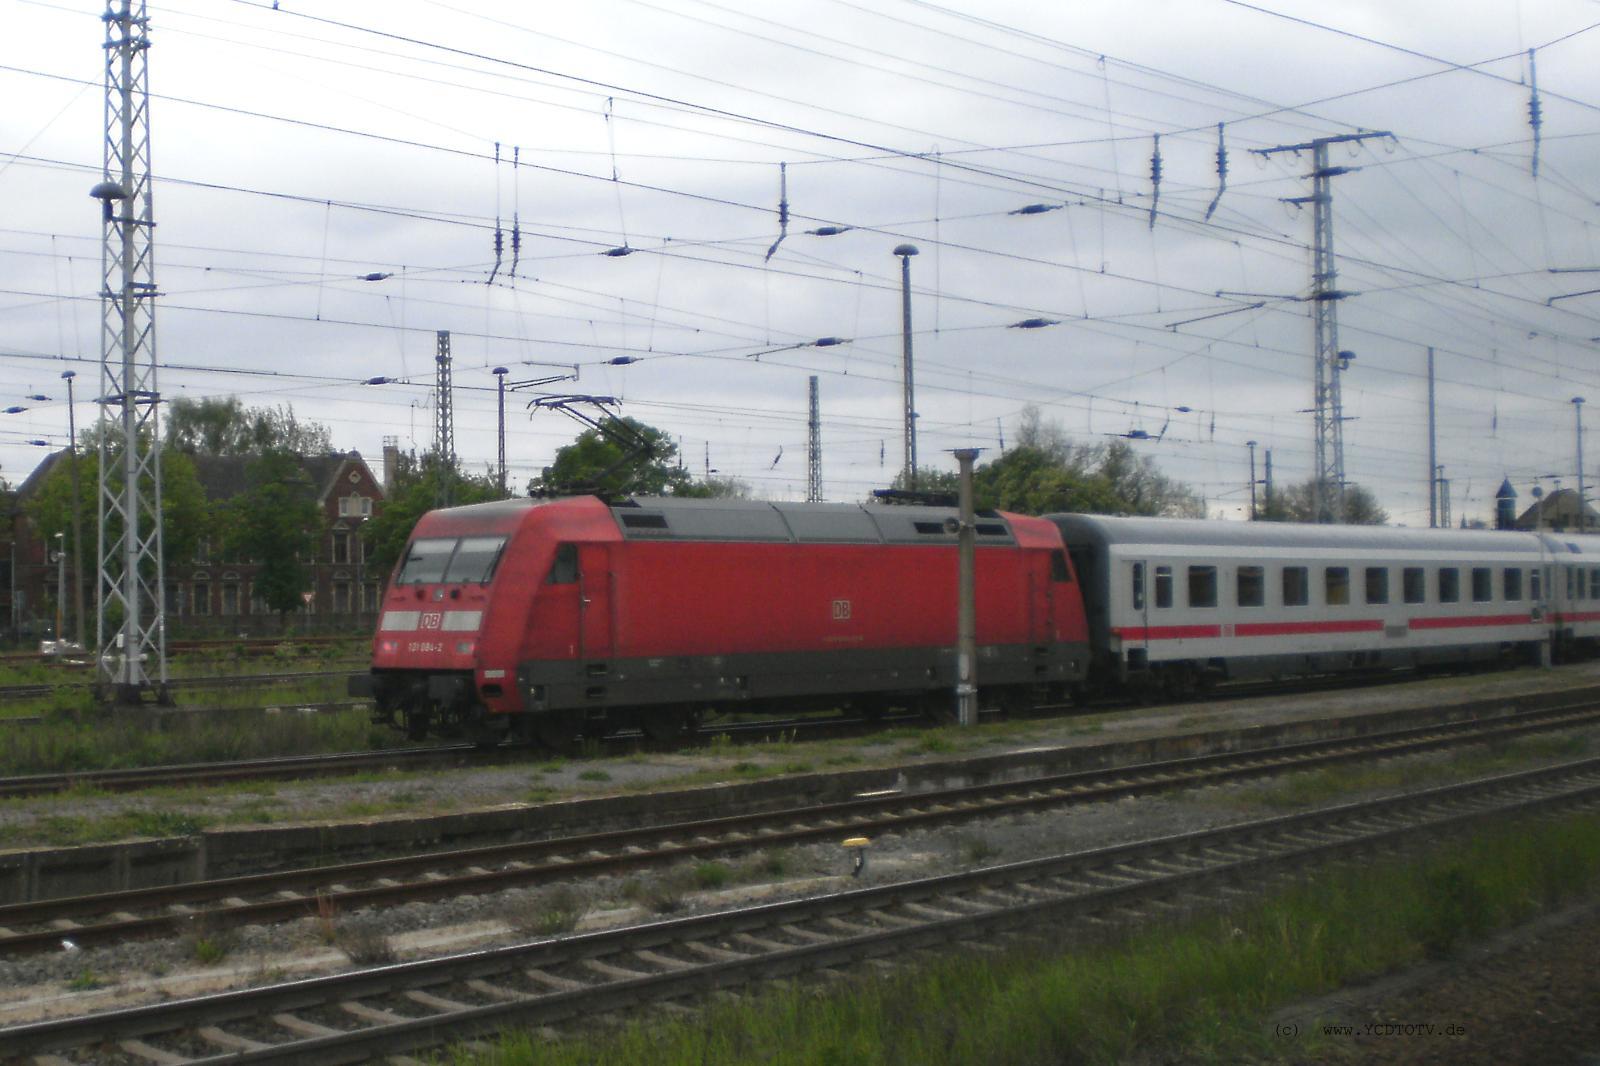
6;449;387;642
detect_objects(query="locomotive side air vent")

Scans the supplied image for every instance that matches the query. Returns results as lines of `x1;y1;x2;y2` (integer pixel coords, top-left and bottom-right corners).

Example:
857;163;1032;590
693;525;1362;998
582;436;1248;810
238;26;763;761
913;521;946;535
621;513;669;530
976;523;1007;536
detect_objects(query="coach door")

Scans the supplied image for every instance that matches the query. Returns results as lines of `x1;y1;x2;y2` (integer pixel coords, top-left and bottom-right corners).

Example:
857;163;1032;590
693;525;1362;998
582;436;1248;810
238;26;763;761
577;544;614;662
1128;559;1150;661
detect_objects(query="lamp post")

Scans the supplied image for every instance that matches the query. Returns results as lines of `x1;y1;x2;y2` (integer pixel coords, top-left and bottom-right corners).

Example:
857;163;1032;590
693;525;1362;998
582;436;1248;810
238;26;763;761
894;244;919;490
61;370;84;648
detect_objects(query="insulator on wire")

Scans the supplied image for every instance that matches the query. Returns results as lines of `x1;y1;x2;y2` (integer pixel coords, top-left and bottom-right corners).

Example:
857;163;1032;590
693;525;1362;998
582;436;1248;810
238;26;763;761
1148;134;1162;230
1205;123;1228;221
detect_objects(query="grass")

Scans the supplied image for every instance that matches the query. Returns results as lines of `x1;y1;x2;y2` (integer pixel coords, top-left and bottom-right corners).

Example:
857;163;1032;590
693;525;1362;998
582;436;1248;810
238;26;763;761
1236;732;1591;811
441;812;1600;1066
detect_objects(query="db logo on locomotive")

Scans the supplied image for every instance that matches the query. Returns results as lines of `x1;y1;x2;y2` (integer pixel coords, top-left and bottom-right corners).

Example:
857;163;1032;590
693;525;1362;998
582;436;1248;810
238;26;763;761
419;611;443;630
831;599;851;621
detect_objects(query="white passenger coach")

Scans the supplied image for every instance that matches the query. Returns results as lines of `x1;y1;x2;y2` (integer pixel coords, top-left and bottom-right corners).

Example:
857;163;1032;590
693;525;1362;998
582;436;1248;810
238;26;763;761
1050;515;1600;696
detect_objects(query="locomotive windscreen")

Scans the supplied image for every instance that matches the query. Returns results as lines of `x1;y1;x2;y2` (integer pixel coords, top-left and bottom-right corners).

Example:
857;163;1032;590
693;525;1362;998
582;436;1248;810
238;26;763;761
397;536;508;585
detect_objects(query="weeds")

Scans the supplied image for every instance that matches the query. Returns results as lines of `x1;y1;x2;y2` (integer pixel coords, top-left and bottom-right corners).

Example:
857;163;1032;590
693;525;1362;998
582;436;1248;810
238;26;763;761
507;885;589;937
66;969;104;992
335;916;397;965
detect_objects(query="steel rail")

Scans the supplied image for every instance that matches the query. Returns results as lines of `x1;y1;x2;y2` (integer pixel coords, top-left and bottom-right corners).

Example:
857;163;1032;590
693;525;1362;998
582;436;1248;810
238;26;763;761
2;698;1596;958
4;756;1598;1063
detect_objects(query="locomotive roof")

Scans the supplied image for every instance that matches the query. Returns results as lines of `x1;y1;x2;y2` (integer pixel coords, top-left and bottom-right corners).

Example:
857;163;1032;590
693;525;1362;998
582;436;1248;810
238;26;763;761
611;496;1019;545
1048;513;1555;556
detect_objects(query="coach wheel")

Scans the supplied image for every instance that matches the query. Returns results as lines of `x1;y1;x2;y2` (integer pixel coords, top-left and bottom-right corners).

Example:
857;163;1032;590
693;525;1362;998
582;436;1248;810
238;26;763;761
642;708;699;745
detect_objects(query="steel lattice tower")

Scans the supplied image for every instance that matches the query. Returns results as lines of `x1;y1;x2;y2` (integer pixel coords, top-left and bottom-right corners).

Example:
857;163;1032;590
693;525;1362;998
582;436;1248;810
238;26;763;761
92;0;167;703
434;330;455;507
1256;131;1388;523
806;375;822;502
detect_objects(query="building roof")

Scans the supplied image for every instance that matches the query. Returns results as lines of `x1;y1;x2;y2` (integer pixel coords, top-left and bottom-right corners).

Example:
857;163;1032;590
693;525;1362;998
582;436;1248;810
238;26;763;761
1513;488;1598;532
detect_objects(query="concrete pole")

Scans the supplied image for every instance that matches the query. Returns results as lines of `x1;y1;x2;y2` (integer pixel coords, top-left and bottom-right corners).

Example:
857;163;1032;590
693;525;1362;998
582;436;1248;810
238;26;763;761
954;447;979;727
894;244;919;490
1574;397;1586;530
1428;347;1438;528
63;371;84;648
1246;440;1258;520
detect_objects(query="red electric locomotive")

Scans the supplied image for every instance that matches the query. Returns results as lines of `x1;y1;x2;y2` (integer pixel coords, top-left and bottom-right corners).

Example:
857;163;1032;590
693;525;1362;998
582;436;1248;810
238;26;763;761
353;495;1090;747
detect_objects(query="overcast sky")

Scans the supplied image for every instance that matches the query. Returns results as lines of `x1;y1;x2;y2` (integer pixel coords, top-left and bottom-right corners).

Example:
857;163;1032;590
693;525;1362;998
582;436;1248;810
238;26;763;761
3;0;1598;524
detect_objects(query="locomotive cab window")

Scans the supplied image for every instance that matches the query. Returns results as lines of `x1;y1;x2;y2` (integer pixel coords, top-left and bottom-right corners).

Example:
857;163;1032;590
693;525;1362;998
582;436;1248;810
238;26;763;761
1365;567;1389;605
546;543;578;585
1503;568;1522;601
1471;568;1493;603
1324;566;1350;606
1154;566;1173;608
1282;566;1309;607
1403;567;1426;604
1188;565;1218;608
1236;566;1264;608
397;538;455;585
1438;568;1460;603
443;536;508;584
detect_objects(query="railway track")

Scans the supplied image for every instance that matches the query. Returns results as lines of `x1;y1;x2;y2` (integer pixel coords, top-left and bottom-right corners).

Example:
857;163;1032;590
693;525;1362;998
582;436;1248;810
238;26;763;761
0;668;358;702
4;752;1598;1064
2;697;1596;959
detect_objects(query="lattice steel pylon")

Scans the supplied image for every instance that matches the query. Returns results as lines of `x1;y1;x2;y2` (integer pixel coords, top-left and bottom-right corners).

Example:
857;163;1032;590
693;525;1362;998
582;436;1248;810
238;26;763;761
807;375;822;502
92;0;168;704
434;330;455;507
1256;131;1388;524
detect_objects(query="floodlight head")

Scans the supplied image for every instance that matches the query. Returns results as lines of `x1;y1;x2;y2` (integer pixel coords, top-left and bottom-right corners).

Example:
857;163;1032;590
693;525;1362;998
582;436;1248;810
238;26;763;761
892;243;919;258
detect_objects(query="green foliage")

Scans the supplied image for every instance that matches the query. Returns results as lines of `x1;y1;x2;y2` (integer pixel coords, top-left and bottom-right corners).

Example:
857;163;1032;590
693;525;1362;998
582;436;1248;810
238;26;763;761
24;439;210;570
363;451;502;579
880;408;1206;517
1257;477;1389;525
166;396;332;456
529;417;699;497
217;450;324;618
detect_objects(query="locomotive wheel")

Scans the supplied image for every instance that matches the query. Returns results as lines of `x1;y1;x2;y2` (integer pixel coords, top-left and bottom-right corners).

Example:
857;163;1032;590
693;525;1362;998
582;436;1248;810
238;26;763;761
641;708;699;744
534;711;582;752
403;708;432;741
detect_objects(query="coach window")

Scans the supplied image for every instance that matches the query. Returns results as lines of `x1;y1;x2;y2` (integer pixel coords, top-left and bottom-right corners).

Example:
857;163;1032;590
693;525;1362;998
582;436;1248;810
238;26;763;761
1566;566;1577;600
1365;567;1389;605
1532;569;1543;601
1282;566;1309;607
1324;566;1350;606
1403;567;1426;604
1188;565;1218;608
1154;566;1173;608
1503;568;1523;601
1591;568;1600;599
546;543;578;585
1439;567;1460;603
1131;563;1145;610
1237;566;1264;607
1471;567;1493;603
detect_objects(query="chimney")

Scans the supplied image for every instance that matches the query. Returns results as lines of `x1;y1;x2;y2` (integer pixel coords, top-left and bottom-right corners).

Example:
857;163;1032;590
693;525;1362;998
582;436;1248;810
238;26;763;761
382;435;399;494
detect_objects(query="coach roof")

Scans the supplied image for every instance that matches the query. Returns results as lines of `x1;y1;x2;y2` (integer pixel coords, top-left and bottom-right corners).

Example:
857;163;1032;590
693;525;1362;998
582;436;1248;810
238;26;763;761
1048;513;1551;556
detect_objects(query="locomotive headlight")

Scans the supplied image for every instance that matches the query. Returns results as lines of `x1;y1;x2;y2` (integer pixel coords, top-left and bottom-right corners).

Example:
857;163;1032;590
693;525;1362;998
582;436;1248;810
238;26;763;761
456;640;475;655
378;640;398;655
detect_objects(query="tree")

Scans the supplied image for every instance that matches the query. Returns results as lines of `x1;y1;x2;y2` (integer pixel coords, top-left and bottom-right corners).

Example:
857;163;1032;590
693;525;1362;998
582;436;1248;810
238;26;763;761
25;433;209;572
166;397;331;456
1258;478;1388;525
529;417;700;498
364;452;502;579
217;450;324;621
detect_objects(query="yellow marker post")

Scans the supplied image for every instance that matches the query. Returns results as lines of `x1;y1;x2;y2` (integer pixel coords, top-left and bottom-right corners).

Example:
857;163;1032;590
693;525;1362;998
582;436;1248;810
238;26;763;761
843;836;871;878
